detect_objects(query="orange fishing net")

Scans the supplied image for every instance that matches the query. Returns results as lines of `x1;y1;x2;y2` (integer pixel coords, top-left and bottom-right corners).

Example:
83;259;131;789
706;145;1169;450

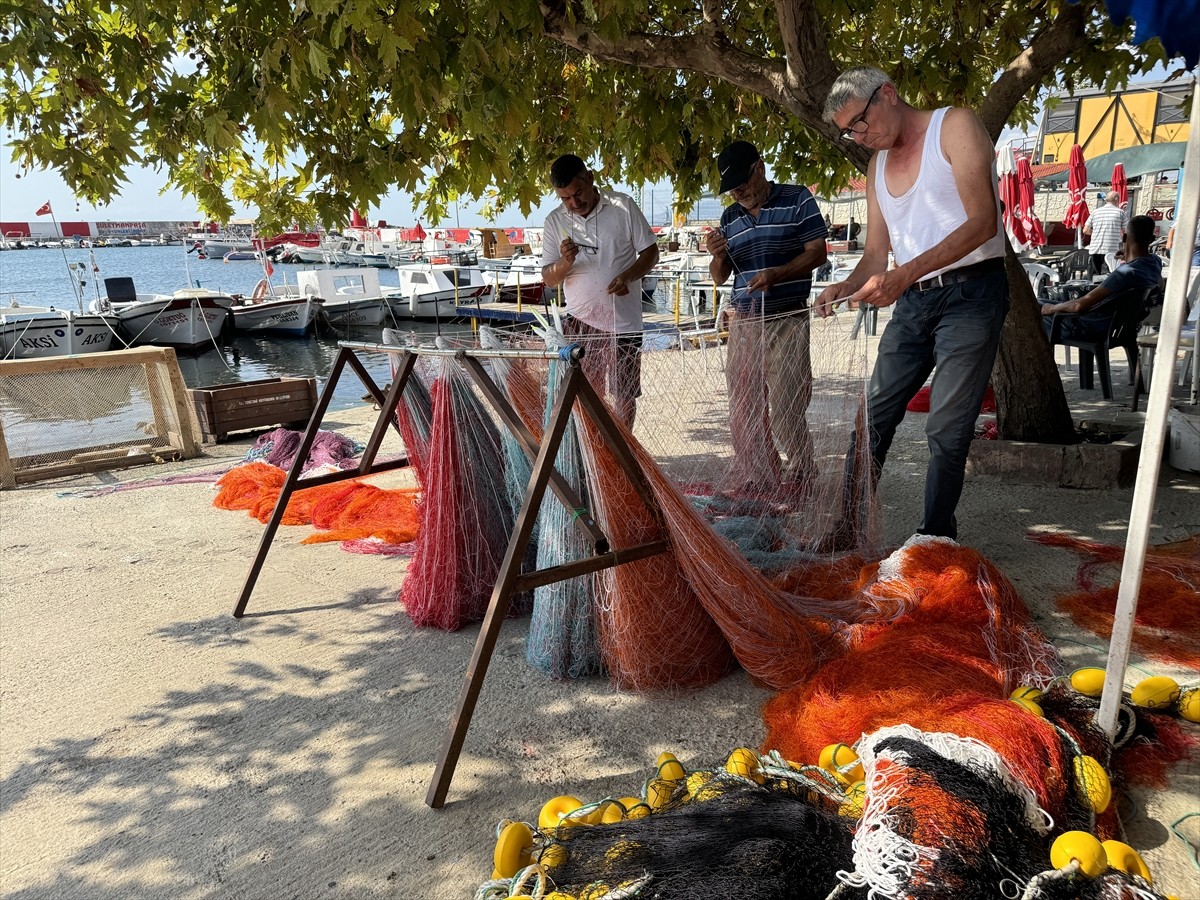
213;461;419;545
576;412;735;691
1030;532;1200;671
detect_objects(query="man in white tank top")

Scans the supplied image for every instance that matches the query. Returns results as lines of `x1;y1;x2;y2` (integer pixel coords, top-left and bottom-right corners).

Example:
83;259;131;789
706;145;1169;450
815;68;1009;542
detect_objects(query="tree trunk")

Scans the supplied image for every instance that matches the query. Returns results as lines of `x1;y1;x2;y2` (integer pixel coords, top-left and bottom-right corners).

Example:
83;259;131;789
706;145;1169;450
991;249;1079;443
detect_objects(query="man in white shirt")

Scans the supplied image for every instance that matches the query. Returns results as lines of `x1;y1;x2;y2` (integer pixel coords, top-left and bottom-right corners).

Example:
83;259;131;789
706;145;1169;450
542;155;659;426
1084;191;1125;275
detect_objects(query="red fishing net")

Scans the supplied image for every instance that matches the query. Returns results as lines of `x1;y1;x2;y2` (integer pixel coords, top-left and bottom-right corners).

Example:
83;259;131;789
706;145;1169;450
1031;532;1200;671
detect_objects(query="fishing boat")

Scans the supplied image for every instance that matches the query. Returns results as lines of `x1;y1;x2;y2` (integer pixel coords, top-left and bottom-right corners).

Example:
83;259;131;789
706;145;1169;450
384;263;493;320
227;283;319;336
296;268;391;327
89;278;233;351
481;259;548;304
0;303;120;360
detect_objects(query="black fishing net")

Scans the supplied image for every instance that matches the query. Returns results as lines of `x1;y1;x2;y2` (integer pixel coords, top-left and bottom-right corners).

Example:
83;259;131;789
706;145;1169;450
541;777;861;900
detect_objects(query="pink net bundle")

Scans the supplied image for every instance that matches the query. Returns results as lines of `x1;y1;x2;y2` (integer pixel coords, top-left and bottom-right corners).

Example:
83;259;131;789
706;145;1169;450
398;358;518;630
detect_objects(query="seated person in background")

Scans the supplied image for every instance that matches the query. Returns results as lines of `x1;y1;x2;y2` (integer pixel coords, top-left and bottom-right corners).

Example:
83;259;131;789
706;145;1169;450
1040;215;1162;341
1165;217;1200;267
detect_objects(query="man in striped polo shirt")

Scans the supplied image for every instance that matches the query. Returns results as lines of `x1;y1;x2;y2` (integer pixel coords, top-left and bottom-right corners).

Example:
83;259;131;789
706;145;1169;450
707;141;829;492
1084;191;1125;275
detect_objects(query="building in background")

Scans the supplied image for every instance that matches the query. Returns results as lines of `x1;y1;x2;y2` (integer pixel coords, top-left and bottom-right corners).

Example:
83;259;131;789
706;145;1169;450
1036;79;1192;163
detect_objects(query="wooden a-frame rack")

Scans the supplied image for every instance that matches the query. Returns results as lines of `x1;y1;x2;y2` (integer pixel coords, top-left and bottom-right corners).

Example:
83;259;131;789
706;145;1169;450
233;340;672;808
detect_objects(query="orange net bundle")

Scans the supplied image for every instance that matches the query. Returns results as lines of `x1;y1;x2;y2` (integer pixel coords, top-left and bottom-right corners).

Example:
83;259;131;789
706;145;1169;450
213;461;420;546
1030;532;1200;671
762;540;1064;797
575;410;735;691
302;482;419;545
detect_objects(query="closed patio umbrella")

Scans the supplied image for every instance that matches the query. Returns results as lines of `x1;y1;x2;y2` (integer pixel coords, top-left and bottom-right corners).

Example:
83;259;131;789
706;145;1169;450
1015;156;1047;248
1112;162;1129;221
1062;144;1090;246
997;145;1029;249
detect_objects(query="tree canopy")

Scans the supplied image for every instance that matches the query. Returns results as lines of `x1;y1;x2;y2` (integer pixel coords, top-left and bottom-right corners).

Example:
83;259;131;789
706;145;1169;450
1;0;1170;229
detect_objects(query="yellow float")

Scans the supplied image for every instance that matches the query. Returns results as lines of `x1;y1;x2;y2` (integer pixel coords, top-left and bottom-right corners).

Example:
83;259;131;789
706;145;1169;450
1049;831;1107;878
838;780;867;819
1011;696;1044;717
538;796;584;831
656;755;687;782
493;820;534;879
1072;755;1112;814
1130;675;1181;710
1069;667;1107;697
1009;685;1043;703
1101;839;1152;882
725;747;764;783
538;843;567;869
818;743;864;782
646;777;677;811
598;800;625;825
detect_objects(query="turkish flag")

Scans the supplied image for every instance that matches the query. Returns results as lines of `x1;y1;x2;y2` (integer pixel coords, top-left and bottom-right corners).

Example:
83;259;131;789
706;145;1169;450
264;258;275;277
36;201;52;216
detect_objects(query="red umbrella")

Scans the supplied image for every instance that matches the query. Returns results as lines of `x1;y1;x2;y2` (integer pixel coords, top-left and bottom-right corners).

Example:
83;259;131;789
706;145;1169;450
1062;145;1090;244
1015;156;1047;248
1111;162;1128;218
998;145;1030;248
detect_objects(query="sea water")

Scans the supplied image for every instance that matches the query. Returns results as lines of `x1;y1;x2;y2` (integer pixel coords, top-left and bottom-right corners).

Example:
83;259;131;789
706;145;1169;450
0;244;476;411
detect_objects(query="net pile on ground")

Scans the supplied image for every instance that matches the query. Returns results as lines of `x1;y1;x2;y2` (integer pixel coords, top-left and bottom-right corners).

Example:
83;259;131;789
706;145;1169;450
213;462;419;544
398;356;524;630
241;426;364;474
1030;532;1200;671
474;727;1187;900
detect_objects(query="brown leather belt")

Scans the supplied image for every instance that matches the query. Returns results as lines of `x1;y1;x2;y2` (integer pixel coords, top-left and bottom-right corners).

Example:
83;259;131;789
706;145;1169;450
911;257;1005;292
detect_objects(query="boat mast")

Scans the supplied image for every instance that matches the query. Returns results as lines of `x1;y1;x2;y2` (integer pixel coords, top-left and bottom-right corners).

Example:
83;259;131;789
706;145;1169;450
47;207;85;313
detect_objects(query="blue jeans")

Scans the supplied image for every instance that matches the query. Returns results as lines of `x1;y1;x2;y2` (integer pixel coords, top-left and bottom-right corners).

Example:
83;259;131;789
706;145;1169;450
866;270;1009;538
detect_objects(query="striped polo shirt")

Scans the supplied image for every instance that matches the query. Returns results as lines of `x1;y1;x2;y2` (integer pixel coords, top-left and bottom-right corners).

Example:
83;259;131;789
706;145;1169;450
719;182;828;315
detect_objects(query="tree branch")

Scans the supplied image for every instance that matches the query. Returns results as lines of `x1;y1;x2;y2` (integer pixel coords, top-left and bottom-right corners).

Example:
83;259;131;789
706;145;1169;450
540;1;788;107
980;2;1089;139
774;0;839;106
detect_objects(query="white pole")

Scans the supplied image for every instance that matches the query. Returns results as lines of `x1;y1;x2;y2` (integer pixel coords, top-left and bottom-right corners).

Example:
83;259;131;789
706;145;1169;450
1096;69;1200;739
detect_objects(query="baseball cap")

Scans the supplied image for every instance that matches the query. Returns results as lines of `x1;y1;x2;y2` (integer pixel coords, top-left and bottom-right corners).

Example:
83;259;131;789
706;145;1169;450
718;141;760;193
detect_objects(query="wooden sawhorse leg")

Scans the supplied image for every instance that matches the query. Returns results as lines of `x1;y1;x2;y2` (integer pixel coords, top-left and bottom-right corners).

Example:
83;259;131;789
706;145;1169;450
426;361;668;808
233;347;414;618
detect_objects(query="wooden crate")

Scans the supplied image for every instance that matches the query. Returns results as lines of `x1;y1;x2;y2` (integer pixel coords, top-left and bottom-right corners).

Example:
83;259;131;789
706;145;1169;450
189;377;318;443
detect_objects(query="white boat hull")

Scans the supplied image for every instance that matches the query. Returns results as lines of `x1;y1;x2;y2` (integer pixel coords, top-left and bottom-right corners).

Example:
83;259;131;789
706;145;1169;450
229;296;318;335
385;284;492;320
320;296;388;326
110;296;231;350
0;310;119;360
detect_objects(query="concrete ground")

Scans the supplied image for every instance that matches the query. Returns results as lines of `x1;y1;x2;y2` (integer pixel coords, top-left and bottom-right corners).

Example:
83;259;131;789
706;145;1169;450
1;326;1198;900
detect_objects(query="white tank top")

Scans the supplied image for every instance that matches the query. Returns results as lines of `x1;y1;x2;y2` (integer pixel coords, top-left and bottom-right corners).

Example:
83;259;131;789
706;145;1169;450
875;107;1005;280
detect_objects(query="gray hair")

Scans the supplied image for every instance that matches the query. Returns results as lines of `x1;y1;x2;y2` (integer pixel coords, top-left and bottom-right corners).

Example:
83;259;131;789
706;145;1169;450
1106;191;1120;205
823;67;893;122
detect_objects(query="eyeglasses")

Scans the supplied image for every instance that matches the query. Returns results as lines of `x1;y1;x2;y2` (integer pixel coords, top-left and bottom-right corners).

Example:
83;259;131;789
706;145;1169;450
573;242;599;255
839;84;883;141
726;160;762;197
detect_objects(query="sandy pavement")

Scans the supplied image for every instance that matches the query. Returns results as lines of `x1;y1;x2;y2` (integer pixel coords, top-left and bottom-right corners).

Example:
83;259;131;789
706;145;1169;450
2;366;1199;900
